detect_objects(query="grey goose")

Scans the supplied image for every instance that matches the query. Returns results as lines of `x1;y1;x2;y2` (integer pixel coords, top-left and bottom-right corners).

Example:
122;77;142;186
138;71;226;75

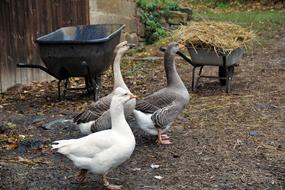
133;42;190;144
73;41;136;135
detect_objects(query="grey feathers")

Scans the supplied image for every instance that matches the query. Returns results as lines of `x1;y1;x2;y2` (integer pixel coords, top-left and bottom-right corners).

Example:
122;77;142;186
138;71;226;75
73;94;112;125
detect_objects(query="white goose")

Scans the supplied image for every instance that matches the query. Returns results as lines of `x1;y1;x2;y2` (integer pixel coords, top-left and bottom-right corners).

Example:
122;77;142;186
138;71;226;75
52;87;136;190
133;42;190;144
73;41;136;135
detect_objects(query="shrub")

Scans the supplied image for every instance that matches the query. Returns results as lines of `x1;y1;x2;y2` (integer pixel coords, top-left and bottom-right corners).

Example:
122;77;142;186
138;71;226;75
136;0;179;44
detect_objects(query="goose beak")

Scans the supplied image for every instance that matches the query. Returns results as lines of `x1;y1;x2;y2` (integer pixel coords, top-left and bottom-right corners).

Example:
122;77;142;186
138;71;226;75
178;44;185;49
129;93;137;99
127;43;137;49
116;41;128;49
120;41;128;46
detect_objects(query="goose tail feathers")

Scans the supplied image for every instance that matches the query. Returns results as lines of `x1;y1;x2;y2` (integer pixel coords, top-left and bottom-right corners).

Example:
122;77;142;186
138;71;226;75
51;139;77;154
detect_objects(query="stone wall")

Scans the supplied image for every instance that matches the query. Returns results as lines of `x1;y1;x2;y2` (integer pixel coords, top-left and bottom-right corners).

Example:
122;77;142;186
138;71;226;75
89;0;140;44
89;0;192;44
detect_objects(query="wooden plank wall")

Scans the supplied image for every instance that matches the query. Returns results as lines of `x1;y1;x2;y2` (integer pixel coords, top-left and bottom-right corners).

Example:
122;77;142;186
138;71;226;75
0;0;89;92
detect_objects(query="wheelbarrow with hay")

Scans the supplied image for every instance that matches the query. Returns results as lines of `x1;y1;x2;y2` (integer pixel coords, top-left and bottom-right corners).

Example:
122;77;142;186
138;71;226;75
161;21;254;93
160;46;244;93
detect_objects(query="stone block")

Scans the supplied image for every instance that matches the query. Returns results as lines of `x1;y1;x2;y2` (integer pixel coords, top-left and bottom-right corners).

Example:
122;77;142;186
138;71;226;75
89;0;139;34
91;0;136;17
90;13;138;33
179;7;192;21
124;33;139;45
89;0;97;12
159;17;169;28
166;11;187;25
137;20;145;37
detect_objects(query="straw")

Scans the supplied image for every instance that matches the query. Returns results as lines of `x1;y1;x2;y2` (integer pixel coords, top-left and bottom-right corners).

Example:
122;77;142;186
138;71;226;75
165;21;255;53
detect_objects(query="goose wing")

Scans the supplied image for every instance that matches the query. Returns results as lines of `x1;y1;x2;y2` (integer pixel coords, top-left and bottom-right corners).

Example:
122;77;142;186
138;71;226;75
73;94;112;124
135;99;160;113
151;101;180;129
90;110;111;132
53;130;115;158
136;89;176;113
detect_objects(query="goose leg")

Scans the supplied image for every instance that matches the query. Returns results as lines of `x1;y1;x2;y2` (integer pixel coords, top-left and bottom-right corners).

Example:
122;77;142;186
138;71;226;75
157;128;172;145
161;134;170;140
77;169;88;184
102;174;122;190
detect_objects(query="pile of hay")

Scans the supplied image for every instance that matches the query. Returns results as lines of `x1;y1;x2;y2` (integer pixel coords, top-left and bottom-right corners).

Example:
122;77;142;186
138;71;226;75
166;21;255;53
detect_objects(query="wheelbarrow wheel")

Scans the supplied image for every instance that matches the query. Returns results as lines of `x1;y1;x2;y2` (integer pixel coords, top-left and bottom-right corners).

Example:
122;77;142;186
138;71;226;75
219;66;234;86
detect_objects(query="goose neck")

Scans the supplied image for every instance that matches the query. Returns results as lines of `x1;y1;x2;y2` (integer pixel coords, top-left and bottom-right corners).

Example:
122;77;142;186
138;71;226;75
110;99;132;134
113;54;129;91
164;53;185;88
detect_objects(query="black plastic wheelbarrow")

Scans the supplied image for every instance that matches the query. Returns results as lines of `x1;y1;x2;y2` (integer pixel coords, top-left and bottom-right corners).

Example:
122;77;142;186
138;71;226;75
160;46;244;93
18;24;125;100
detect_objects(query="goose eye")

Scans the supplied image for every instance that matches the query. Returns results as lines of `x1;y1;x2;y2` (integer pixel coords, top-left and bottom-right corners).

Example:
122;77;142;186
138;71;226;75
124;93;128;96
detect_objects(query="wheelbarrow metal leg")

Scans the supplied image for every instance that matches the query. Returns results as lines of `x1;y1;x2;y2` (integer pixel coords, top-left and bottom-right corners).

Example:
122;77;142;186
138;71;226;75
57;80;62;100
192;66;197;91
85;76;91;94
94;75;102;101
81;61;98;101
63;79;69;98
222;56;231;93
192;66;203;91
225;67;230;93
88;75;102;101
196;66;204;89
90;77;96;101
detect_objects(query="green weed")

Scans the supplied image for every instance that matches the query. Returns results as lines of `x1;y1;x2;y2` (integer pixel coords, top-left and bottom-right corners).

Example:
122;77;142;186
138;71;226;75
136;0;179;44
193;9;285;42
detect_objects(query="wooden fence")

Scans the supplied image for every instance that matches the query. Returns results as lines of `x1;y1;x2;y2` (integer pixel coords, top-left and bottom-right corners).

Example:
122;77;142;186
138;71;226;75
0;0;89;92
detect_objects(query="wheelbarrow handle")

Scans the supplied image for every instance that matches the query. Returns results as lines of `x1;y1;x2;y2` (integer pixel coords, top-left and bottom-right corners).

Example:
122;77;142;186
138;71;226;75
159;47;193;65
17;63;59;79
17;63;49;71
17;63;39;68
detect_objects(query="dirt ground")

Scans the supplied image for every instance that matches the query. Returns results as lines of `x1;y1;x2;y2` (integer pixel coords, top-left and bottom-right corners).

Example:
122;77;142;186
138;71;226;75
0;28;284;190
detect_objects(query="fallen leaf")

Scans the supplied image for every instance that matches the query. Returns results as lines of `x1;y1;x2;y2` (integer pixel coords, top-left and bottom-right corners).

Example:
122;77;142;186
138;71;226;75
6;122;16;129
17;156;50;165
2;143;18;149
154;175;163;180
132;167;141;171
150;163;160;169
19;135;26;140
18;156;35;165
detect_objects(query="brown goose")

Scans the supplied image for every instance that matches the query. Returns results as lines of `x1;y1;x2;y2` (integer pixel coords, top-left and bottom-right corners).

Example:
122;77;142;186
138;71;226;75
73;41;136;135
133;42;190;144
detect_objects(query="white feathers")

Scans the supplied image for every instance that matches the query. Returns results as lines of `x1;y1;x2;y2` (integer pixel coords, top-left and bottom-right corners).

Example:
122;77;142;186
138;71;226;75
133;110;158;135
52;88;136;175
78;121;94;135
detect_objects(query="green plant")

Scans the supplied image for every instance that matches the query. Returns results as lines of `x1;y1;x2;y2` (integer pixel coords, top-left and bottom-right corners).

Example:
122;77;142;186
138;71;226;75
136;0;179;44
193;9;285;44
216;2;230;9
121;60;144;77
